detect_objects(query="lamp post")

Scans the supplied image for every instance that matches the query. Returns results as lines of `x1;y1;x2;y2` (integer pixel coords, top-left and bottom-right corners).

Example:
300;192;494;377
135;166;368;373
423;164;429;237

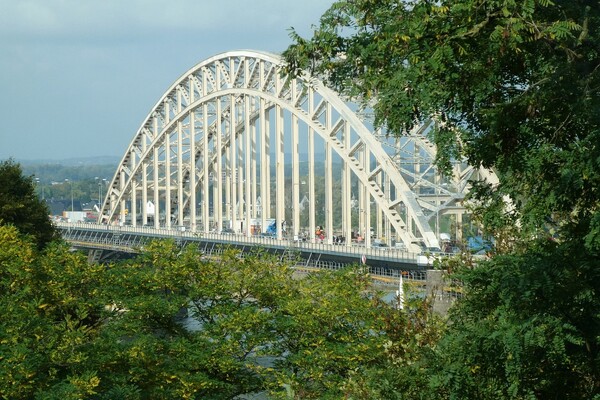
65;179;74;215
71;182;74;212
436;186;440;240
95;178;102;204
95;177;107;206
95;177;99;201
436;182;449;243
34;177;45;200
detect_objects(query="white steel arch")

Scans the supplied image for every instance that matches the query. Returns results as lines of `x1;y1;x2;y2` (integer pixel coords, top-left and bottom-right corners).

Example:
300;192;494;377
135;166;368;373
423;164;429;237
100;50;491;251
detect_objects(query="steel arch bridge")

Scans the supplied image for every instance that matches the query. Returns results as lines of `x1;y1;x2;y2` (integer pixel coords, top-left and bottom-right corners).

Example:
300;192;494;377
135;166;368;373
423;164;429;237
99;50;495;252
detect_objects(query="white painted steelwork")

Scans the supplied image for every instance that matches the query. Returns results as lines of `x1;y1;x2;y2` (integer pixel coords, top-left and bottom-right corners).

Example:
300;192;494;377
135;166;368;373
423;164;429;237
100;50;494;251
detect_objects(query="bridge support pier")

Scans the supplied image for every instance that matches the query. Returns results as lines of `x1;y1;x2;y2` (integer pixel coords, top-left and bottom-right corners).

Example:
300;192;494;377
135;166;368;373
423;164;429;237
426;269;458;316
88;249;104;264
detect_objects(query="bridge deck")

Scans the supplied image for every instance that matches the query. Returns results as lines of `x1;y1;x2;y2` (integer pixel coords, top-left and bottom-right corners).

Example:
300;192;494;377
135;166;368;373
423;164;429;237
56;222;432;269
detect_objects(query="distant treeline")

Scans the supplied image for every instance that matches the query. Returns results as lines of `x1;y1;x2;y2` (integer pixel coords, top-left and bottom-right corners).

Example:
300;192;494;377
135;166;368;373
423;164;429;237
20;161;118;183
18;158;346;183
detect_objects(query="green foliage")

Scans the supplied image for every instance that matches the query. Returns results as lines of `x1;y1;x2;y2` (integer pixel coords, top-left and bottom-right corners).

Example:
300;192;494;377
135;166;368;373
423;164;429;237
283;0;599;235
284;0;600;398
2;231;439;399
0;158;57;248
0;226;103;399
430;237;600;399
16;161;115;206
340;295;445;400
265;268;390;398
21;162;116;186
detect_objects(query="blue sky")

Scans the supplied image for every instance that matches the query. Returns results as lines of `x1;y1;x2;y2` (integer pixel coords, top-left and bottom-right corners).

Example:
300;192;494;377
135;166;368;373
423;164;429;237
0;0;329;161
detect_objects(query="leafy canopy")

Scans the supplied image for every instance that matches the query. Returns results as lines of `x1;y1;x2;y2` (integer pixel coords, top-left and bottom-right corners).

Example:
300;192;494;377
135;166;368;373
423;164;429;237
0;158;57;248
1;231;434;399
283;1;600;398
283;0;599;238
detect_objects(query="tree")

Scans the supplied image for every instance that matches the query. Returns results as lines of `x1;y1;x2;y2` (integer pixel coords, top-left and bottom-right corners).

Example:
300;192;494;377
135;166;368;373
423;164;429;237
0;226;105;399
428;239;600;399
1;229;421;399
283;1;600;398
0;158;57;248
283;0;598;235
264;266;390;399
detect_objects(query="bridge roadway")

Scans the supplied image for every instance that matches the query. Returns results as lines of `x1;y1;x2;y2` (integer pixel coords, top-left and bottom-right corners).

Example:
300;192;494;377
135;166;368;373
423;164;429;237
56;222;431;272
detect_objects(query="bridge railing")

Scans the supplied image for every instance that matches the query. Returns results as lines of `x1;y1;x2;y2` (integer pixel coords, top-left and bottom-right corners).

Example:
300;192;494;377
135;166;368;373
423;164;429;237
295;259;427;285
55;222;424;263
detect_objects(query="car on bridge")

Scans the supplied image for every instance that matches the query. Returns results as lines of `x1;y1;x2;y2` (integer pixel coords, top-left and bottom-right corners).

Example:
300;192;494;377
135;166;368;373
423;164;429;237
371;239;389;250
259;232;276;238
